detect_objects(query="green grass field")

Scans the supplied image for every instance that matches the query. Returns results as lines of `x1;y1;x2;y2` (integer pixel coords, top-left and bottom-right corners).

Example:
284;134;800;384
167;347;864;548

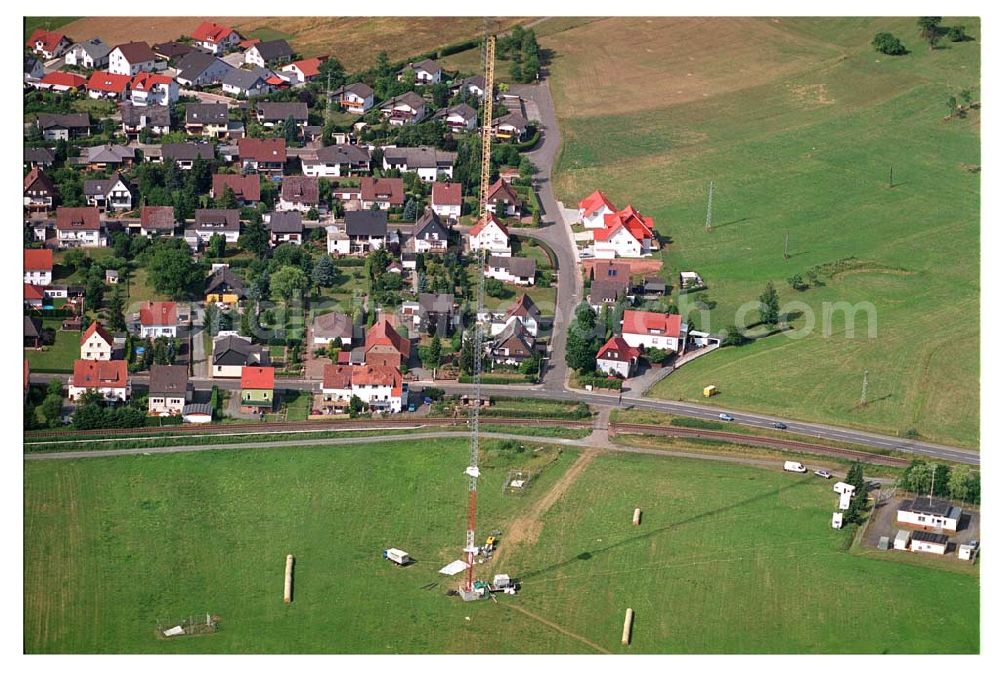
24;320;80;372
24;440;977;653
543;18;979;448
25;16;79;35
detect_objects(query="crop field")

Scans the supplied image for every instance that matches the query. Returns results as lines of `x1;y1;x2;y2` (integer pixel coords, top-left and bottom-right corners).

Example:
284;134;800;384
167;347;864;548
47;16;525;72
542;18;980;448
24;440;977;653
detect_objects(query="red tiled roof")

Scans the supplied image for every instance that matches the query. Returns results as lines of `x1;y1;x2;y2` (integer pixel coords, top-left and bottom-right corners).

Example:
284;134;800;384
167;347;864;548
469;212;508;237
39;71;87;89
241;366;275;389
265;75;287;86
131;71;174;91
364;318;410;359
80;321;113;347
24;248;53;272
138;301;177;327
56;207;100;231
322;364;352;390
192;21;237;44
579;190;616;217
360;177;404;205
72;359;128;389
287;57;322;78
351;364;403;397
487;179;519;204
432;181;462;206
27;29;67;54
213;173;261;202
24;283;45;301
621;310;682;339
87;70;132;94
237;137;286;162
140;205;175;229
239;38;261;49
603;205;654;240
596;336;640;363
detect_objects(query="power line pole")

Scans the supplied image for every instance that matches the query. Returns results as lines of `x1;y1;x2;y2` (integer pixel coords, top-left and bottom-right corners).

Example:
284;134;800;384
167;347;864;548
860;369;869;407
326;72;332;123
784;231;789;260
704;181;714;232
889;165;894;189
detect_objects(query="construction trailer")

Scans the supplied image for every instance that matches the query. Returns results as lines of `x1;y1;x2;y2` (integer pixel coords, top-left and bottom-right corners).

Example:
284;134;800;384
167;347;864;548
384;548;411;566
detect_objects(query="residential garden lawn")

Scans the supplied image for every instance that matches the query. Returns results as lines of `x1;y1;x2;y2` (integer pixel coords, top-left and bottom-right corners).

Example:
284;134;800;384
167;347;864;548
125;268;173;304
69;98;117;117
24;320;80;373
543;17;980;447
279;390;312;421
24;441;977;653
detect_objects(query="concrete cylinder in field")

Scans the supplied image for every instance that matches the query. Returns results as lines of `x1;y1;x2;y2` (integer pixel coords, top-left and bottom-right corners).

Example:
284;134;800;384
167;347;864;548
284;554;294;604
632;508;641;526
622;608;634;645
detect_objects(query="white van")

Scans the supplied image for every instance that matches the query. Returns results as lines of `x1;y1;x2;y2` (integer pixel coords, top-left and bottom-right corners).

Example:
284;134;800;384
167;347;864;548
783;461;807;473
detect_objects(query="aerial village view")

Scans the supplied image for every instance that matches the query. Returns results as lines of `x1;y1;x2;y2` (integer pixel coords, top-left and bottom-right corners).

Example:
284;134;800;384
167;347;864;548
20;9;983;661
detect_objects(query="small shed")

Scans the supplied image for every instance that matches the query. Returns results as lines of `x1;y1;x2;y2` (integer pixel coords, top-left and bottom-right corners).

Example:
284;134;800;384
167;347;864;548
105;269;119;284
831;512;843;530
958;543;977;561
894;530;911;550
833;482;856;495
910;530;948;555
703;384;717;398
679;271;704;290
877;536;890;551
182;402;213;424
838;491;853;510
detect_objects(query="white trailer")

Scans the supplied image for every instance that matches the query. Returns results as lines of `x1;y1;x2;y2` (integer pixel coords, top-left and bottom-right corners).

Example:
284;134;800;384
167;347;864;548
783;461;807;473
383;548;411;566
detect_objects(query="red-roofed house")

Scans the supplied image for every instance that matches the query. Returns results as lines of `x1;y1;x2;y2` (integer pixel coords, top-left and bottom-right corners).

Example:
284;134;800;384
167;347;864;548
24;283;46;309
80;321;114;361
578;190;617;229
24;167;56;213
486;179;523;217
360;177;404;210
468;213;511;255
130;71;178;106
86;70;132;100
35;71;87;92
621;310;686;353
24;249;53;286
431;181;462;221
192;21;242;54
320;364;353;413
240;366;275;411
137;301;178;338
237;137;287;176
56;206;105;248
593;205;656;259
212;173;261;205
596;336;641;378
27;29;71;59
350;364;406;413
281;57;323;83
69;359;130;402
364;318;410;368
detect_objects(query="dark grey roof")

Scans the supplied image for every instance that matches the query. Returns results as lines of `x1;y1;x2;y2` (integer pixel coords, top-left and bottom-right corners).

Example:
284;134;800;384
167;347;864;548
345;210;387;238
902;496;958;518
24;55;40;74
494;111;529;130
37;113;90;131
162;142;215;162
433;103;477;121
24;315;43;339
121;103;170;127
24;147;56;164
205;267;246;296
492;317;532;352
413;209;447;240
194;209;240;230
910;530;949;545
313;312;353;340
382;145;456;169
176;51;228;81
71;38;111;60
183;402;212;415
222;67;268;90
333;82;373;99
84;173;129;198
489;254;535;279
454;75;486;91
148;364;189;395
315;144;370;165
212;335;257;365
381;91;425;111
419;293;455;314
401;58;441;75
185;103;228;125
257;102;308;122
251;39;293;62
268;211;303;233
589;280;625;304
643;276;666;292
153;41;195;60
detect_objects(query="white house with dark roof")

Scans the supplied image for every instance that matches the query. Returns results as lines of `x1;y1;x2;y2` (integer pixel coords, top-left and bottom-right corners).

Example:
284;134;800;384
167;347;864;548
175;51;233;87
185;209;241;247
301;144;371;177
379;92;427;126
397;58;442;84
108;42;161;76
84;173;133;212
268;211;305;244
221;67;272;97
382;146;456;182
245;40;294;68
433;103;478;132
896;497;962;533
333;82;374;114
65;38;111;69
486;254;536;286
411;209;449;254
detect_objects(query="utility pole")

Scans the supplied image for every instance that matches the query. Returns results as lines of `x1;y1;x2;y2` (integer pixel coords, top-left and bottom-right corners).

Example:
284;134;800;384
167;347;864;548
889;165;894;189
860;369;869;407
784;231;789;260
704;181;714;232
326;72;332;123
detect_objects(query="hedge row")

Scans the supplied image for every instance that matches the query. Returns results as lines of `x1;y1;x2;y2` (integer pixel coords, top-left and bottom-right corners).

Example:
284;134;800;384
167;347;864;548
514;129;542;152
458;374;534;385
578;375;624;390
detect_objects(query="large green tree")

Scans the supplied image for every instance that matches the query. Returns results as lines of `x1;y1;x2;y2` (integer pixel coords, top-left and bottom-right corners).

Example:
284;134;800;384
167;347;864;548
239;210;269;258
271;265;309;302
758;281;780;327
147;239;204;298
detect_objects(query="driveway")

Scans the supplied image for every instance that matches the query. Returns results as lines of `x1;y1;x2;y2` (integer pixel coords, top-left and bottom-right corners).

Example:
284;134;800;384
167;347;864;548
180;89;235;105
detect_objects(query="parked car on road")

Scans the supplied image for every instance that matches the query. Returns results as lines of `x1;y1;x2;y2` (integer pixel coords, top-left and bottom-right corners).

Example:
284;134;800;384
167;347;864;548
719;413;734;421
783;461;807;473
771;421;787;430
814;469;832;479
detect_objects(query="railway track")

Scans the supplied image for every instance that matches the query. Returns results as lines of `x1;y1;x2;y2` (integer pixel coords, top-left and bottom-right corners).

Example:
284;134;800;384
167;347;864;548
609;423;910;468
23;416;592;441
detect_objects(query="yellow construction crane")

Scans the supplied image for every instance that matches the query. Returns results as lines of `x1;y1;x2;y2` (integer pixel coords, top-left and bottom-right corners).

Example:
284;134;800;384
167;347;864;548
477;33;496;219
